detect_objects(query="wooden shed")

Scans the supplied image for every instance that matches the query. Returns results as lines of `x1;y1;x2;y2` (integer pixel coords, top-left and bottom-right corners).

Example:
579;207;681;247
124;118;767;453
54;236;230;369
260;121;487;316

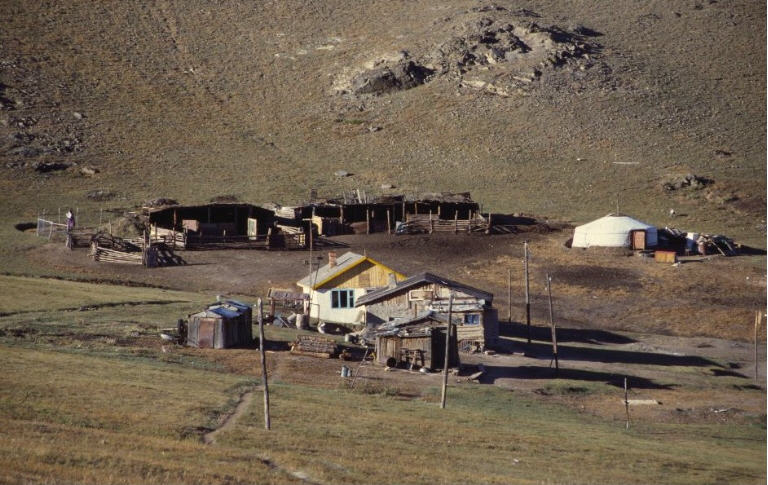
374;312;459;370
186;299;253;349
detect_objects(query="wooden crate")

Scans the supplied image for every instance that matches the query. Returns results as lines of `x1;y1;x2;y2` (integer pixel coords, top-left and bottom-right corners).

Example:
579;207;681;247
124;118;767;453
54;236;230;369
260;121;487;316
654;250;677;263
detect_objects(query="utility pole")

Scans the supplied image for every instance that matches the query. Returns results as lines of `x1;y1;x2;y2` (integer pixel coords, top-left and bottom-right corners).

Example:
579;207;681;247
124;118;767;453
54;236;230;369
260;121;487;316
524;241;531;344
257;298;271;430
755;310;762;383
546;273;559;373
507;268;512;324
440;292;454;409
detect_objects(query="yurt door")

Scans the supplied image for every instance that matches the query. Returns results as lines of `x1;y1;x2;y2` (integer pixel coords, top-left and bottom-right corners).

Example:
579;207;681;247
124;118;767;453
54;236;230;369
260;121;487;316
198;318;216;348
631;230;646;250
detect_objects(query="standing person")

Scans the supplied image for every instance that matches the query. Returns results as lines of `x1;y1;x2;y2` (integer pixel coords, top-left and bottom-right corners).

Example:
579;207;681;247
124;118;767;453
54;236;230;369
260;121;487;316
65;209;75;231
65;209;75;250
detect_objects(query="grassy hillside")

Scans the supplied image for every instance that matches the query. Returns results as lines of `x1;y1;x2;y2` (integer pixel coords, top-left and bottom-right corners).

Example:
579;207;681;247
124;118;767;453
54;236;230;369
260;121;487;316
0;0;764;247
1;345;764;485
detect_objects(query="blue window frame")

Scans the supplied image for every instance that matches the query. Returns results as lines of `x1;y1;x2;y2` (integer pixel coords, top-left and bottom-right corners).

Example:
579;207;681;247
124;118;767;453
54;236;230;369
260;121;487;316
463;313;480;325
331;289;354;309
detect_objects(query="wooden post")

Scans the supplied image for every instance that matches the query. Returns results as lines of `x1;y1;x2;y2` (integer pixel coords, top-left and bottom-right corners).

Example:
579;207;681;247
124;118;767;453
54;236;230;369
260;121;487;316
402;201;406;221
440;292;454;409
624;377;630;430
99;208;103;227
756;310;762;383
366;209;370;234
524;241;531;345
339;206;344;225
414;202;418;215
310;207;315;250
507;268;512;324
58;207;61;224
546;273;558;373
257;298;271;430
386;209;391;235
437;204;441;218
454;211;458;233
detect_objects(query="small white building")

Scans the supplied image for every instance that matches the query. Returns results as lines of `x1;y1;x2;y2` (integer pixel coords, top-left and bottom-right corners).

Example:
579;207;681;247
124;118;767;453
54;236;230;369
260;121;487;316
572;214;658;249
297;251;406;325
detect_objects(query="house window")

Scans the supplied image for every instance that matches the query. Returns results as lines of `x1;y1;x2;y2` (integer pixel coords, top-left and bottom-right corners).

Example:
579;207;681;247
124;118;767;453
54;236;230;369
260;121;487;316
463;313;480;325
331;289;355;309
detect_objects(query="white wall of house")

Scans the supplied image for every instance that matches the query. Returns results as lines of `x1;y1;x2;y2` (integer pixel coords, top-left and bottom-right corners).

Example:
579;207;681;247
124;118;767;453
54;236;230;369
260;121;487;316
299;285;368;325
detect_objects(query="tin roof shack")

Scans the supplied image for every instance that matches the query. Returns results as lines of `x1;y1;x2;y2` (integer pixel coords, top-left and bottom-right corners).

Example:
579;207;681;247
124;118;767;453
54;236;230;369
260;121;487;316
356;272;498;351
297;251;406;325
186;299;253;349
373;312;459;370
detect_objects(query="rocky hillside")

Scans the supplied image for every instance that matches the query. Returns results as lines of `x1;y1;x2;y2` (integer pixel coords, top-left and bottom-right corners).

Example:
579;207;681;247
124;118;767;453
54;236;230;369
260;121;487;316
1;0;765;243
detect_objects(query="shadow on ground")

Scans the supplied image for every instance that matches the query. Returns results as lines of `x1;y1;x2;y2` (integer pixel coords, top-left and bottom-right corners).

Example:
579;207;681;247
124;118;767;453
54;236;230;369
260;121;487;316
480;364;676;389
500;321;635;345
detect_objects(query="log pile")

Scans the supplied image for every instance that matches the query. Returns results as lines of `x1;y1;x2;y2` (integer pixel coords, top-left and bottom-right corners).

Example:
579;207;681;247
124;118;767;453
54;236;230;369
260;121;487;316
90;232;159;267
290;335;338;358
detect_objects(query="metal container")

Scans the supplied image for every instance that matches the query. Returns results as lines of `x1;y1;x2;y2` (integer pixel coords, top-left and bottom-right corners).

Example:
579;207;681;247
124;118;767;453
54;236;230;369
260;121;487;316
341;365;350;378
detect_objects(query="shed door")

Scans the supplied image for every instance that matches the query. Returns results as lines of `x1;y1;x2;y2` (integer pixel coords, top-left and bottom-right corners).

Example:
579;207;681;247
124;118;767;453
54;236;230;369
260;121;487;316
198;318;216;348
631;230;646;250
247;218;259;238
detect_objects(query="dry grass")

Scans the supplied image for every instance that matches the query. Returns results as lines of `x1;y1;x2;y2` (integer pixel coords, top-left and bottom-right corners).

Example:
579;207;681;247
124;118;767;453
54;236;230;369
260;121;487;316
0;344;763;485
0;274;201;314
0;347;299;485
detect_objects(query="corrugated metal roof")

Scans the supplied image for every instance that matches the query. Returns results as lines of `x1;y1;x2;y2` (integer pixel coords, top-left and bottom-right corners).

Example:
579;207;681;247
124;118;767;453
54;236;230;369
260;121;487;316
297;252;405;289
373;311;448;337
268;288;309;301
355;272;493;306
297;251;365;288
207;306;241;318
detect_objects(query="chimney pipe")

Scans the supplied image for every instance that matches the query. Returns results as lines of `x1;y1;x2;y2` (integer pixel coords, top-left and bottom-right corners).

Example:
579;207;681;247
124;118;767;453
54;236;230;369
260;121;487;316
328;251;337;267
387;272;397;289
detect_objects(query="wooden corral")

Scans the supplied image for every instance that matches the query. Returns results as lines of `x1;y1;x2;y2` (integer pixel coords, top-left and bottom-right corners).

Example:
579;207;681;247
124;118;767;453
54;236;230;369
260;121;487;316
186;299;253;349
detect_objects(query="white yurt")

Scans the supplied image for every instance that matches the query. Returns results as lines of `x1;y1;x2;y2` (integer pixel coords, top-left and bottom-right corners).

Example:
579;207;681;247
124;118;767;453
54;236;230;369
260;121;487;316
572;214;657;249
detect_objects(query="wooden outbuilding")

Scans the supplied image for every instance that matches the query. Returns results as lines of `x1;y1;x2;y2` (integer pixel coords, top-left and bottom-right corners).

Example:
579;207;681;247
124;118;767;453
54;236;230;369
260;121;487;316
186;299;253;349
373;312;459;370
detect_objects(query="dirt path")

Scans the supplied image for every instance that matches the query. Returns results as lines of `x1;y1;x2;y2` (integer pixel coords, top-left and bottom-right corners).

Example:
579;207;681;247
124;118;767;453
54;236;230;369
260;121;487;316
202;386;323;484
202;390;255;445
